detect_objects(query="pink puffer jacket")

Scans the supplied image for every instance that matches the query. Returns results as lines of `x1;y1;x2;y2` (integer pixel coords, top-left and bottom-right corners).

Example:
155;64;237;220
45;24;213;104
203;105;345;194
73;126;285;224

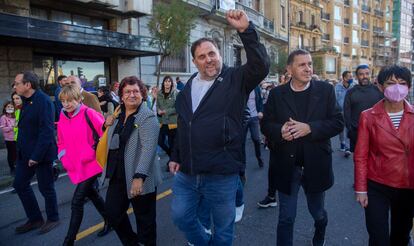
57;104;104;184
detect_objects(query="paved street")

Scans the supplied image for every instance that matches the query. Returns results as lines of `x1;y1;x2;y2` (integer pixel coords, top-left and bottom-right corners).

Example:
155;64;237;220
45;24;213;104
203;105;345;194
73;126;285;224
0;137;369;246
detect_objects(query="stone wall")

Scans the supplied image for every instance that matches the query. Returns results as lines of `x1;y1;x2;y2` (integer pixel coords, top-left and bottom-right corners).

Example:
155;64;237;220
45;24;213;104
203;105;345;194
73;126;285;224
0;45;33;106
0;0;30;16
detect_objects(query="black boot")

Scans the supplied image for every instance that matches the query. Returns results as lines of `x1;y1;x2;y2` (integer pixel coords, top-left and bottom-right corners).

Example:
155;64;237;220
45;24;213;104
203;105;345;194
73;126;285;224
97;220;112;237
63;237;74;246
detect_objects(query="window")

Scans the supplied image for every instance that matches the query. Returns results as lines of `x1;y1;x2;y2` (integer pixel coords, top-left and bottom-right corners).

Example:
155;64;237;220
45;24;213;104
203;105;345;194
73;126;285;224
30;7;108;30
50;10;72;24
352;48;357;56
352;30;359;44
334;45;341;53
353;0;359;8
312;37;317;51
353;12;358;25
334;25;342;41
311;15;315;26
73;15;91;27
31;7;48;20
299;35;304;48
161;47;187;73
334;6;341;21
299;11;304;22
326;57;336;73
281;5;286;28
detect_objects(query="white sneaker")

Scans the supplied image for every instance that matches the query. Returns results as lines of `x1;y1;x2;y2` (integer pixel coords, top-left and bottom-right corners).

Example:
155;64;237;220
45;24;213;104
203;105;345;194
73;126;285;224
235;204;244;223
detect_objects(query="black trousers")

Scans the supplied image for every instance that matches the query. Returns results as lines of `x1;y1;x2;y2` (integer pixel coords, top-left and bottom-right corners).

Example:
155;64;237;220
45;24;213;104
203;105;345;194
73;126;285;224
5;140;16;172
157;124;176;157
365;180;414;246
66;175;106;241
105;177;157;246
267;158;277;197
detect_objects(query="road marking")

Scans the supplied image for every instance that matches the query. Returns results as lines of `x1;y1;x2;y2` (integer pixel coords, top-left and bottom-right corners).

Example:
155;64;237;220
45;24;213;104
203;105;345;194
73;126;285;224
75;189;173;241
0;173;69;195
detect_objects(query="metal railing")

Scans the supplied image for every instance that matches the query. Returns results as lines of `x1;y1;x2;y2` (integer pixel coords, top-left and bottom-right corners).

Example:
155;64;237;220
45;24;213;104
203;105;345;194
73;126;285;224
322;34;330;40
361;5;371;13
235;2;274;34
361;22;369;30
321;12;330;20
344;0;350;6
373;26;383;33
361;40;369;47
374;9;384;16
344;37;349;43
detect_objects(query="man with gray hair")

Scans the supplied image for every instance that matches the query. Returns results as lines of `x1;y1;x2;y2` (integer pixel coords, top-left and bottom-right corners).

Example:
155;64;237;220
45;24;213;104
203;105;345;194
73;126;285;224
63;75;102;113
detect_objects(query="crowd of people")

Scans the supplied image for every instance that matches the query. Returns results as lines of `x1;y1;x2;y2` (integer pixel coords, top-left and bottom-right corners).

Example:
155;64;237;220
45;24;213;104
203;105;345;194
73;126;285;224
0;9;413;246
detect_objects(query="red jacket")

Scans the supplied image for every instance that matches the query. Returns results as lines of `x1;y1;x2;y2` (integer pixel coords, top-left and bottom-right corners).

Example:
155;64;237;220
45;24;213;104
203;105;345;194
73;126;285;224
354;100;414;192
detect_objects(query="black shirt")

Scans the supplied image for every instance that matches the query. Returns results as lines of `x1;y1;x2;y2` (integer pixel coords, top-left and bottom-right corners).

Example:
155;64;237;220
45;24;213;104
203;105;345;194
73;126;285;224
291;84;311;167
106;105;142;181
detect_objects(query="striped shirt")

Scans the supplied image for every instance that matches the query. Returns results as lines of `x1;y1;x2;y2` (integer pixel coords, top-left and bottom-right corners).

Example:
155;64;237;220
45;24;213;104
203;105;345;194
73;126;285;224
387;110;404;129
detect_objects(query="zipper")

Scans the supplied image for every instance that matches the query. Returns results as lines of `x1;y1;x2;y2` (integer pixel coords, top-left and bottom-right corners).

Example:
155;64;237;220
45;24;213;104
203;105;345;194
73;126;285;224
223;116;227;151
189;120;193;175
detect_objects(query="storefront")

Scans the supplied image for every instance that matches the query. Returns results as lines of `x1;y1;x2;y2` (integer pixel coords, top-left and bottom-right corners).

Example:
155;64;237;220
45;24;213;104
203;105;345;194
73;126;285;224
33;55;110;95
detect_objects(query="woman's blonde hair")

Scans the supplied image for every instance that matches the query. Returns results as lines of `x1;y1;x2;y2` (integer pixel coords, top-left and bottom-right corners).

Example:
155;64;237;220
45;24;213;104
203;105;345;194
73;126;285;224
59;85;82;102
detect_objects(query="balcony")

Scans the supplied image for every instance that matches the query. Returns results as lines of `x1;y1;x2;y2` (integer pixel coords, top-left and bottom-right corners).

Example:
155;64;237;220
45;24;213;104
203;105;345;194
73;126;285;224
361;40;369;47
374;9;384;17
235;2;275;34
344;0;350;6
321;12;330;20
361;5;371;13
373;26;383;33
343;53;350;57
182;0;213;12
0;12;159;57
361;22;369;30
344;37;349;43
76;0;152;17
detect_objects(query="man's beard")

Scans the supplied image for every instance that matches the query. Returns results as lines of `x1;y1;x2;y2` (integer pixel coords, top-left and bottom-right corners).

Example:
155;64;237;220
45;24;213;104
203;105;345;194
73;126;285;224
360;78;370;86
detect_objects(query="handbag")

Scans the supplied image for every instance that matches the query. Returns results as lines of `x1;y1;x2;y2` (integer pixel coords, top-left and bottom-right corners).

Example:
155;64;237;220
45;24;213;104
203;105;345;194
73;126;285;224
85;106;121;169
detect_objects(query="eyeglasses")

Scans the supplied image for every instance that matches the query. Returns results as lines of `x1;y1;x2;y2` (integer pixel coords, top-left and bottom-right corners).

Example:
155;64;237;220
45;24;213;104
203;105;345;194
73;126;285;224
12;81;24;87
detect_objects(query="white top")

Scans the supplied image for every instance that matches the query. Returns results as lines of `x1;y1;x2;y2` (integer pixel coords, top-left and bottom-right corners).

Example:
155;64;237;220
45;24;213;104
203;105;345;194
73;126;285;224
191;74;215;112
387;110;404;130
247;90;257;117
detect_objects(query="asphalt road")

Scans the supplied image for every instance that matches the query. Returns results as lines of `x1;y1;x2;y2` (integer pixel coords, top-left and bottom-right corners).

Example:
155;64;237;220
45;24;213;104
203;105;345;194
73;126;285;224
0;137;371;246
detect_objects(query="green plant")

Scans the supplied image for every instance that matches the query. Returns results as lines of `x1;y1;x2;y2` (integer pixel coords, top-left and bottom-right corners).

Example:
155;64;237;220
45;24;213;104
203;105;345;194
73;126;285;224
148;0;198;86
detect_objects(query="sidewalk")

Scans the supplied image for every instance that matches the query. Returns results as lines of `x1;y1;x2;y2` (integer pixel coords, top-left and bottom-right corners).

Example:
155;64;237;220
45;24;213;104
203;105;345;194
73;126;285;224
0;148;14;190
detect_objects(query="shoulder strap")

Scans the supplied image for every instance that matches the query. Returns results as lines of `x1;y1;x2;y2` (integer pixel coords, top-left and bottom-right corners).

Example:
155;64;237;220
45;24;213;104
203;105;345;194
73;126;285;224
84;109;99;150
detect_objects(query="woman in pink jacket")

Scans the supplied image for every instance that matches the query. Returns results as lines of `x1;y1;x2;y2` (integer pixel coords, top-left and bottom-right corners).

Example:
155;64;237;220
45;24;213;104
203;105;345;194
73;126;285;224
57;85;111;246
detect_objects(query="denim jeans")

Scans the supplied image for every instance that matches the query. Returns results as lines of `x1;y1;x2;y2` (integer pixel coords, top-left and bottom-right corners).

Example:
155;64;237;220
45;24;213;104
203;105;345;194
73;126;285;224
13;160;59;222
171;172;239;246
198;176;244;230
245;116;262;160
277;166;328;246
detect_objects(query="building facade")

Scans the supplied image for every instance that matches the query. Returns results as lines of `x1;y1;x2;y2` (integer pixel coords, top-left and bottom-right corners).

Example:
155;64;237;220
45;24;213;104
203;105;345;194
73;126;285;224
143;0;289;85
317;0;393;79
288;0;339;81
0;0;158;103
392;0;413;72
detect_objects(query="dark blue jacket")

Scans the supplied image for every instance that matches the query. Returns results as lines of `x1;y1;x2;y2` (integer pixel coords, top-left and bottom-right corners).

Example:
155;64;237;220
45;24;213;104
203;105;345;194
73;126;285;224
171;23;269;175
17;90;57;163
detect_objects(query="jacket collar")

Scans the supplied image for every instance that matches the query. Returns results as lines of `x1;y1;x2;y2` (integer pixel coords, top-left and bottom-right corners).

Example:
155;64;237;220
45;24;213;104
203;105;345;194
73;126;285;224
182;65;229;119
62;103;84;119
369;99;414;115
